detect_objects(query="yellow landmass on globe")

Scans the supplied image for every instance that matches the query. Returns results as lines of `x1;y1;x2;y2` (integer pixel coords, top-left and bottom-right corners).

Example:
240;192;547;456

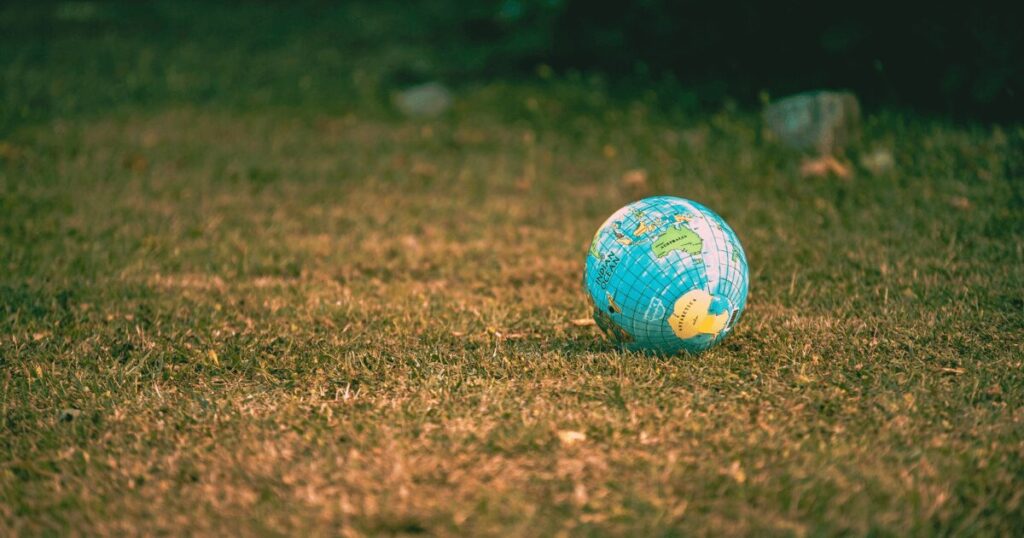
606;291;622;313
634;220;656;236
668;289;730;339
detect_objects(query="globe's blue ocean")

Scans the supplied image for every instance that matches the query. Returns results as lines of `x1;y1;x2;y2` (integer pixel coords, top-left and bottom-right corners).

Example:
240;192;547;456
583;196;749;354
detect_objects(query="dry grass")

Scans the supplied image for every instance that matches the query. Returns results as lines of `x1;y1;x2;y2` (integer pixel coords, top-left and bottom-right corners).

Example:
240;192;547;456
2;102;1023;536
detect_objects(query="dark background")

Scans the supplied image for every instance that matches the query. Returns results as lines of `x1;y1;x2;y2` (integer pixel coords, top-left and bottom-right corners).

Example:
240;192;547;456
2;0;1022;130
461;0;1023;120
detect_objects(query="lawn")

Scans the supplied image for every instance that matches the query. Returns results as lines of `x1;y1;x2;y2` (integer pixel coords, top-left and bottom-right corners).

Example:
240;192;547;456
2;2;1024;536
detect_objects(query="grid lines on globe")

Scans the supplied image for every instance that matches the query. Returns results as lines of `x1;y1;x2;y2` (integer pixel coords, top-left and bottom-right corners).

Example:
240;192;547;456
618;202;651;345
703;205;735;303
643;198;697;350
634;198;671;348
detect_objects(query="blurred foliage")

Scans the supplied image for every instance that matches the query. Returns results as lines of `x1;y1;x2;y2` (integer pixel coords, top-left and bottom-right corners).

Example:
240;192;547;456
470;0;1023;119
1;0;1020;134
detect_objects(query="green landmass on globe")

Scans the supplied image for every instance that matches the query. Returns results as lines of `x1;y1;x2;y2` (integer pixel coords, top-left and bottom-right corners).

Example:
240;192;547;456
652;225;703;258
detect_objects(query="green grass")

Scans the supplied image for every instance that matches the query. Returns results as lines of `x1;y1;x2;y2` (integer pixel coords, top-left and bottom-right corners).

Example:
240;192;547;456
2;2;1024;536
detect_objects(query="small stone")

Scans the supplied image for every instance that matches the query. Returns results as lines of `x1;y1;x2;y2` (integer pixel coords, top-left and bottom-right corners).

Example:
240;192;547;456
763;90;861;153
860;148;895;175
392;82;453;119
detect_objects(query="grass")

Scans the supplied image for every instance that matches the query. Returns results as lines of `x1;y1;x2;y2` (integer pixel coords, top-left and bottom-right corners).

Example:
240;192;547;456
2;1;1024;536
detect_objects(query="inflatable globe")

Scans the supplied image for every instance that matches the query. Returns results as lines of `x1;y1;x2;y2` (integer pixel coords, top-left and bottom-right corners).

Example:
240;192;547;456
583;196;748;354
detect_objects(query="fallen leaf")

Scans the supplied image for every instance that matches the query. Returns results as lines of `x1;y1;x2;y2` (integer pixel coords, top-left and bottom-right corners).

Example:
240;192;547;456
938;367;965;375
725;461;746;483
680;127;708;150
411;161;438;177
573;483;588;506
570;318;596;327
122;153;149;173
801;155;852;178
949;196;971;210
621;168;648;189
0;141;21;160
670;499;689;519
557;430;587;446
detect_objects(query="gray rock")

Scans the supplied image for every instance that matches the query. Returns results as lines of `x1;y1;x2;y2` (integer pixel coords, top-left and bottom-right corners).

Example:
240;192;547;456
392;82;453;119
763;91;861;153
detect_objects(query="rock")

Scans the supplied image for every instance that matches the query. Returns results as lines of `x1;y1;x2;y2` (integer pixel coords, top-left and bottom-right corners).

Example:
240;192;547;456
763;90;861;153
392;82;453;119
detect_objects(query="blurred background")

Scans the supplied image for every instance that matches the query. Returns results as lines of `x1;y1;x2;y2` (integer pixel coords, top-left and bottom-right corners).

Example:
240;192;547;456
2;0;1022;135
